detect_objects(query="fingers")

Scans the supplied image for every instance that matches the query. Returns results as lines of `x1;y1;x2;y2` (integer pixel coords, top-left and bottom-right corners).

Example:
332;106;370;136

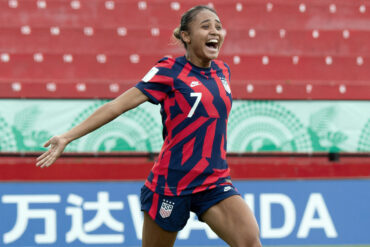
36;150;58;168
36;139;53;167
36;136;66;168
36;149;51;163
36;152;52;167
39;155;57;168
43;139;51;148
36;146;60;168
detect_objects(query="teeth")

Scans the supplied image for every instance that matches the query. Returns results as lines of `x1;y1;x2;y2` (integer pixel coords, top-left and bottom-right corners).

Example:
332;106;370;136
208;39;218;44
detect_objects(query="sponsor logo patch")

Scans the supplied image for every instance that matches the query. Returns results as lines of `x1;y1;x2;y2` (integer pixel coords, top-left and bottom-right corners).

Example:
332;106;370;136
159;199;175;218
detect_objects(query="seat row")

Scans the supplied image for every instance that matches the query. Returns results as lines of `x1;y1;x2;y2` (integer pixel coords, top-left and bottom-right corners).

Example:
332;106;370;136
0;54;368;81
0;79;368;100
0;27;369;56
0;0;368;29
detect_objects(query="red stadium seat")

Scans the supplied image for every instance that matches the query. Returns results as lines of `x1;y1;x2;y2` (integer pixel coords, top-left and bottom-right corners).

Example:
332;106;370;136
221;55;370;81
0;53;165;80
223;30;370;56
216;1;370;30
0;26;181;54
0;0;369;99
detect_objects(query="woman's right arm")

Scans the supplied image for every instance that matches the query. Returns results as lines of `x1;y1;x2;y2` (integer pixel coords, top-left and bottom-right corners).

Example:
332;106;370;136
36;87;148;168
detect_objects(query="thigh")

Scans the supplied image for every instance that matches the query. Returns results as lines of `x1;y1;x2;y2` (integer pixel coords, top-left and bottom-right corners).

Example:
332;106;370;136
201;195;262;247
142;212;178;247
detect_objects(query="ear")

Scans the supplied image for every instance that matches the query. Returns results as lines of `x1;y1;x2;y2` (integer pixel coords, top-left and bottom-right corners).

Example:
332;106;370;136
180;31;191;45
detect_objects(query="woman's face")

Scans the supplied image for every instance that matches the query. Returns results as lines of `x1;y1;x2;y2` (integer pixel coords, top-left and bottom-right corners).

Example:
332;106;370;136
182;9;225;67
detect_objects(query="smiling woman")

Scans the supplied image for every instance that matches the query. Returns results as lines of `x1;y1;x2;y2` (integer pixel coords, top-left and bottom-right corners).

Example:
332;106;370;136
36;5;261;247
173;5;225;68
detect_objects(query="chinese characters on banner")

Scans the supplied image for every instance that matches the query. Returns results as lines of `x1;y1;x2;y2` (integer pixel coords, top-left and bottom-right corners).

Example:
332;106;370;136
0;181;369;246
2;192;126;245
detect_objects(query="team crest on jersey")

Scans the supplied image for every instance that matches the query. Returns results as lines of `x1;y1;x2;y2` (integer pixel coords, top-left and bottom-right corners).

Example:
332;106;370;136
221;77;231;94
159;199;175;218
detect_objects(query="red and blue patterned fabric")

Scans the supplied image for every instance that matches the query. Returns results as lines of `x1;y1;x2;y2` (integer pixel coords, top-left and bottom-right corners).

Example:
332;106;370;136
136;56;232;196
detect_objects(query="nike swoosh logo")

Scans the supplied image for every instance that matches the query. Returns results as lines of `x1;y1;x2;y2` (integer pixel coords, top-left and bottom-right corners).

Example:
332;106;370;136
190;81;201;87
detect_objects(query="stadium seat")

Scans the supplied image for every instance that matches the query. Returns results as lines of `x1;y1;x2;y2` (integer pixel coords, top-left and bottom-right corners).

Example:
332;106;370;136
0;26;180;54
222;30;370;56
216;1;370;30
0;53;165;80
220;55;370;81
0;0;369;99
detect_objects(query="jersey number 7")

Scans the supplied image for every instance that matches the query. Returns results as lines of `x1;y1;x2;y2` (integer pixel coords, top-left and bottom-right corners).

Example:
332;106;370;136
187;92;202;118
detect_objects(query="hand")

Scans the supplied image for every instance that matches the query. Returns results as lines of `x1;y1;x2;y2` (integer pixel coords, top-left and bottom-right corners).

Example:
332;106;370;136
36;136;69;168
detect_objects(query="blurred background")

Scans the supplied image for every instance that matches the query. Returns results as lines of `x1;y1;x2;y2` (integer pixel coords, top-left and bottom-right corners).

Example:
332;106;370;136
0;0;370;246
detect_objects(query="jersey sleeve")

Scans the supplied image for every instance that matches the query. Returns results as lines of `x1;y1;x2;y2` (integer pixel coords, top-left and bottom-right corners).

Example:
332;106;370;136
135;57;174;105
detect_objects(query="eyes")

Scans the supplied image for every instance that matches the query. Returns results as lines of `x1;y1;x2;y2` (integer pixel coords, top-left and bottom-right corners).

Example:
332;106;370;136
201;23;223;31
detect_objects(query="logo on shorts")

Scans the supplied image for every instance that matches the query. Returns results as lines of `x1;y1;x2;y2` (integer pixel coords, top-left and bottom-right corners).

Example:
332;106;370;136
159;199;175;218
224;186;232;192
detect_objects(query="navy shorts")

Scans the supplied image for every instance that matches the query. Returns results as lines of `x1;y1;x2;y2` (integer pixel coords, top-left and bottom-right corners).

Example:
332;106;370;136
140;184;240;232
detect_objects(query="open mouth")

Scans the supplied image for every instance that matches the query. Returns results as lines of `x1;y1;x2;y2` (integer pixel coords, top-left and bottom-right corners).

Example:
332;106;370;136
205;39;219;50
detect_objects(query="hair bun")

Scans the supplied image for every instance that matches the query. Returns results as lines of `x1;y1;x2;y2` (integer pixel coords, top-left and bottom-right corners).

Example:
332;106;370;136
173;26;181;40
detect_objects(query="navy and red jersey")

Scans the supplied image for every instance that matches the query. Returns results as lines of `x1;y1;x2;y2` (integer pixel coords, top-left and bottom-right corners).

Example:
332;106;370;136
135;56;232;196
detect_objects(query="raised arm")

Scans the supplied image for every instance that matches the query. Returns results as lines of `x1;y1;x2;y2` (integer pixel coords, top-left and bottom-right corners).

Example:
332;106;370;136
36;87;148;168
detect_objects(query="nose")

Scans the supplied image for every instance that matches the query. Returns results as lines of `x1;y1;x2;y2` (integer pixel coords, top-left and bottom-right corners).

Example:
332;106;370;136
209;25;220;35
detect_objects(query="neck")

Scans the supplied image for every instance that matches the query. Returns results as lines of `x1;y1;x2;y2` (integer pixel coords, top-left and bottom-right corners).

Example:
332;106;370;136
185;52;211;68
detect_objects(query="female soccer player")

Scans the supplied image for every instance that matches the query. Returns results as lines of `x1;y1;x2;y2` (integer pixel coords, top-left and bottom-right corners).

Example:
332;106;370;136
36;5;262;247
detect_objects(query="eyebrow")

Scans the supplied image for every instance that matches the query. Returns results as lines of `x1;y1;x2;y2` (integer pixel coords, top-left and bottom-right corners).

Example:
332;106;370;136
200;19;222;24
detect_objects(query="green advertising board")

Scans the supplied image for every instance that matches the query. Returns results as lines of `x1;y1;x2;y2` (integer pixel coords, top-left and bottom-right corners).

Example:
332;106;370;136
1;99;370;153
